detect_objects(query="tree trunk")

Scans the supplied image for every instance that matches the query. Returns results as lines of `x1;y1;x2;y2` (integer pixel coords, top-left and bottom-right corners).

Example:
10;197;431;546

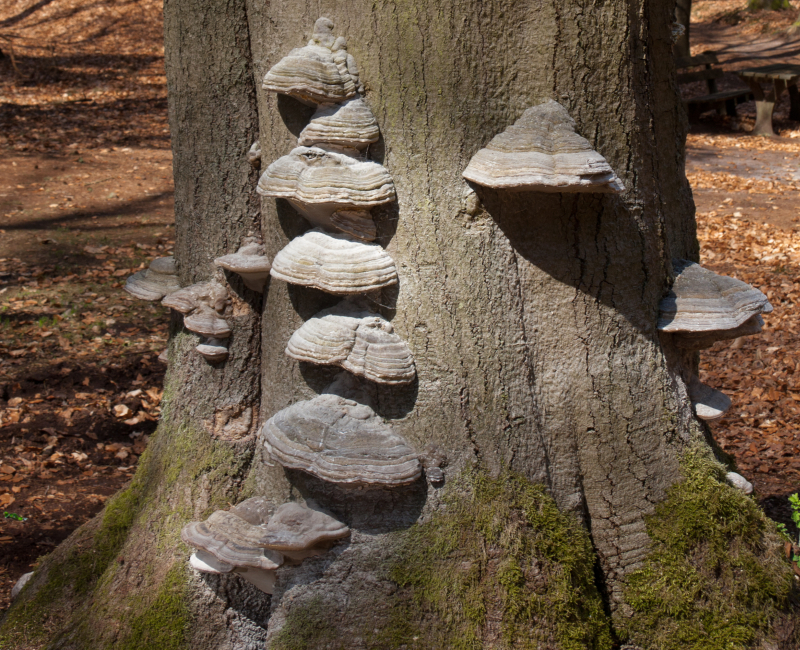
674;0;691;58
2;0;796;648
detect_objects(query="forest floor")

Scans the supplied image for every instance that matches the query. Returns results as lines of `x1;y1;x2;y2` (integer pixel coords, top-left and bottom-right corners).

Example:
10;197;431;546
1;0;800;616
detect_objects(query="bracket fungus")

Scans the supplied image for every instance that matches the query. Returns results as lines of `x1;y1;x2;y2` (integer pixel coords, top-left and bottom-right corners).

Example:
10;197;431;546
257;146;394;232
673;314;764;351
462;100;624;193
162;281;231;340
195;338;229;363
270;228;398;294
124;256;180;301
298;98;380;153
286;301;415;385
182;497;349;594
215;242;272;292
658;260;773;334
261;389;421;486
687;375;731;421
261;18;361;105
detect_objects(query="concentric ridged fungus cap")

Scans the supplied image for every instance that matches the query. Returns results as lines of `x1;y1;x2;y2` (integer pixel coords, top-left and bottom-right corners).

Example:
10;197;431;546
330;209;377;242
270;228;398;294
298;98;380;151
184;306;232;339
286;301;415;385
261;392;421;486
262;38;356;105
124;256;180;301
257;147;394;231
215;243;272;292
181;515;284;572
658;260;773;333
196;338;229;363
261;502;350;552
161;281;228;315
462;100;624;193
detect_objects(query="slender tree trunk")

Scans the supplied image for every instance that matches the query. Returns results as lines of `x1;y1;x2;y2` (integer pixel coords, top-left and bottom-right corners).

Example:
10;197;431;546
2;0;794;648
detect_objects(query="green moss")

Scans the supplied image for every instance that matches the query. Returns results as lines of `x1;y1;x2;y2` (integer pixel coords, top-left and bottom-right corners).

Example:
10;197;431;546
116;563;190;650
270;597;340;650
376;469;613;649
621;446;799;650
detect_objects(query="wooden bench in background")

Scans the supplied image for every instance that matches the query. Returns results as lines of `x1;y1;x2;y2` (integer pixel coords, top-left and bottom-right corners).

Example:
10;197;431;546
677;51;754;120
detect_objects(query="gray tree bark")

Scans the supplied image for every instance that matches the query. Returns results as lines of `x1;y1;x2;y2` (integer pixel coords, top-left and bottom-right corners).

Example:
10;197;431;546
2;0;734;647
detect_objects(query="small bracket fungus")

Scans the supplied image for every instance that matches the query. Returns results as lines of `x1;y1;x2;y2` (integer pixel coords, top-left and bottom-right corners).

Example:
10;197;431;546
11;571;33;601
658;260;773;334
196;338;229;363
270;228;398;295
261;386;421;486
182;497;349;594
161;281;232;340
726;471;754;495
124;256;180;301
298;98;380;153
257;146;394;233
248;141;262;169
462;100;624;193
261;18;362;105
215;242;272;292
286;300;415;385
687;375;731;421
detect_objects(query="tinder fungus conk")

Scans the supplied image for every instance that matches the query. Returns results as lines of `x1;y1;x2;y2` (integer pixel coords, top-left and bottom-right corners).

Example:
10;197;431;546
262;18;361;105
124;256;180;301
257;146;393;231
261;392;421;486
270;228;398;294
286;301;415;385
462;100;624;193
215;242;272;292
298;98;380;153
658;260;773;333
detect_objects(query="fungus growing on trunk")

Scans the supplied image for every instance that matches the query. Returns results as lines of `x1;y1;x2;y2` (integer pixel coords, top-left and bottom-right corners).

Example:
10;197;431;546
270;228;398;294
182;498;349;594
462;100;624;193
261;18;361;105
286;300;415;385
298;98;380;153
261;383;421;486
658;260;773;333
215;242;272;292
247;141;262;169
124;256;180;301
687;375;731;421
257;146;393;232
195;338;229;363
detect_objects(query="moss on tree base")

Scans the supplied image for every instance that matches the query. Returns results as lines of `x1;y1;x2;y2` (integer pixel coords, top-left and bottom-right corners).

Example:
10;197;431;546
620;447;800;650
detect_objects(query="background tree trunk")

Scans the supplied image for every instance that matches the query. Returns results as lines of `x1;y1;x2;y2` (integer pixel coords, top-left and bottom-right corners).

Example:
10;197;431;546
7;0;790;648
674;0;692;58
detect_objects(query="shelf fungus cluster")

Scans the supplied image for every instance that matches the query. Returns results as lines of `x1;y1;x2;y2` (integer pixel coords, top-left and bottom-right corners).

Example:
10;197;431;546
254;18;422;489
462;100;624;193
659;260;773;422
182;497;350;594
162;281;232;363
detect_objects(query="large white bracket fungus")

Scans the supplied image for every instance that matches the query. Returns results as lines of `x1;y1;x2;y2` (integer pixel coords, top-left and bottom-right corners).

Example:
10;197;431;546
261;376;421;486
262;18;362;105
462;100;624;193
270;228;398;294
